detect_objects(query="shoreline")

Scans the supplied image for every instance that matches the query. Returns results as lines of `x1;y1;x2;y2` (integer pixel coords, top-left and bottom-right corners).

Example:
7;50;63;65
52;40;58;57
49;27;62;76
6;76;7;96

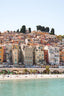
0;74;64;80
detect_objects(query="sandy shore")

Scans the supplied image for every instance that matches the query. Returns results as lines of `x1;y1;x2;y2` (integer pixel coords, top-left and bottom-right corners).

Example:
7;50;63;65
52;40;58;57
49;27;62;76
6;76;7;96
0;74;64;80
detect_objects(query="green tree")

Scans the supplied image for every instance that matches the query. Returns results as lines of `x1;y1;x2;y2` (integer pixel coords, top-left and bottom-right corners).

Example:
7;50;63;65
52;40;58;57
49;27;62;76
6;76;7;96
45;27;49;32
20;25;26;33
13;31;16;33
50;28;55;35
32;70;37;74
29;69;33;74
41;26;45;31
36;25;45;32
57;35;62;41
1;70;8;74
28;28;31;33
7;70;11;74
23;69;28;74
36;25;42;31
46;65;50;74
7;30;10;33
62;35;64;38
17;29;19;33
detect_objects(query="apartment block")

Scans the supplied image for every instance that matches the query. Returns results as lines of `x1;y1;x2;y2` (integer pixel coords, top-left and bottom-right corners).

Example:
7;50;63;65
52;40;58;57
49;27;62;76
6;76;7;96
35;45;45;65
12;44;19;65
60;49;64;65
48;46;60;65
0;45;4;63
5;44;12;63
21;44;33;66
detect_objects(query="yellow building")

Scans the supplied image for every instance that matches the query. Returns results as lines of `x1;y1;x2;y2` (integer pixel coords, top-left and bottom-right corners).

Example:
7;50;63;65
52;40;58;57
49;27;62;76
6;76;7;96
0;46;4;63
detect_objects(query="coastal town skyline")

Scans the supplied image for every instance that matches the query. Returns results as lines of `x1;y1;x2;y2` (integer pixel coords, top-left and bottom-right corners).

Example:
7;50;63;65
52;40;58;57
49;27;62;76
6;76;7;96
0;0;64;35
0;30;64;68
0;1;64;96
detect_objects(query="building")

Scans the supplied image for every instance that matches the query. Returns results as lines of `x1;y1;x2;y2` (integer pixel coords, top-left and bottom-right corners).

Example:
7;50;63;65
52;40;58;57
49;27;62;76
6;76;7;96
3;45;6;62
44;46;49;64
5;44;12;63
44;46;60;65
60;49;64;65
12;44;19;65
35;45;45;65
48;46;60;65
44;50;49;64
21;44;33;66
0;45;4;63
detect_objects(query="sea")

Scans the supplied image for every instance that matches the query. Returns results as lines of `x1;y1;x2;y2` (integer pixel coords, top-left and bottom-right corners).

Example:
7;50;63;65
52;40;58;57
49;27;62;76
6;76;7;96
0;79;64;96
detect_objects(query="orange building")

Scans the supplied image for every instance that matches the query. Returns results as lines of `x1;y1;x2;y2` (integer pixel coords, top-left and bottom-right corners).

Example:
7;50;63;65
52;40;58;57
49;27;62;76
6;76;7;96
60;49;64;64
44;50;49;64
0;46;4;63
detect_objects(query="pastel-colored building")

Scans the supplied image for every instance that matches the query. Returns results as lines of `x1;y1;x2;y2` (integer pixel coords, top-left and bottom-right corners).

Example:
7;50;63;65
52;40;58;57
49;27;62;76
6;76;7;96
5;44;12;63
21;44;33;66
0;45;4;63
12;44;19;65
35;45;45;65
44;46;49;64
3;45;6;62
48;46;60;65
44;50;49;64
60;49;64;65
44;46;60;65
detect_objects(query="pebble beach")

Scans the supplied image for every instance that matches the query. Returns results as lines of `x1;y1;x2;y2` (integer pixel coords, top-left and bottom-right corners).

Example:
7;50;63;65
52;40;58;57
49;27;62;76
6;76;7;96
0;74;64;80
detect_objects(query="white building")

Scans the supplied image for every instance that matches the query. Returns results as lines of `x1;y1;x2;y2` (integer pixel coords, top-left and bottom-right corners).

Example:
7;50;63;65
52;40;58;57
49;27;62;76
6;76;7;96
21;44;33;66
48;46;60;65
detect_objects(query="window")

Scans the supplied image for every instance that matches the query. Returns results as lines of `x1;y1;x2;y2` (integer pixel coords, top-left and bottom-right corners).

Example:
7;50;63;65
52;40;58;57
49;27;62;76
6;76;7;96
0;47;2;49
15;59;17;64
50;49;53;53
15;59;17;61
39;54;41;56
36;49;38;51
15;47;16;49
55;59;57;62
15;52;16;54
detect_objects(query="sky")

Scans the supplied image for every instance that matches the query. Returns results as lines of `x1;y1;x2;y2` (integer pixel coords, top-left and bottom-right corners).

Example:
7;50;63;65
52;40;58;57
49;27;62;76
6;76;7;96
0;0;64;35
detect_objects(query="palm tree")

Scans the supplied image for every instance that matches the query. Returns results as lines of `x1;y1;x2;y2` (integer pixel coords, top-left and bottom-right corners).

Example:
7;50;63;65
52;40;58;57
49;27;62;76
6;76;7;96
11;70;18;74
1;70;8;74
32;70;37;74
7;70;11;74
29;69;33;74
46;65;50;74
43;65;50;74
23;69;29;74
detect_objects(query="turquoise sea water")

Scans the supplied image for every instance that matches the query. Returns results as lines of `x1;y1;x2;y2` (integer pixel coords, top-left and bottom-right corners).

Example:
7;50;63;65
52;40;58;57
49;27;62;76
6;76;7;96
0;79;64;96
